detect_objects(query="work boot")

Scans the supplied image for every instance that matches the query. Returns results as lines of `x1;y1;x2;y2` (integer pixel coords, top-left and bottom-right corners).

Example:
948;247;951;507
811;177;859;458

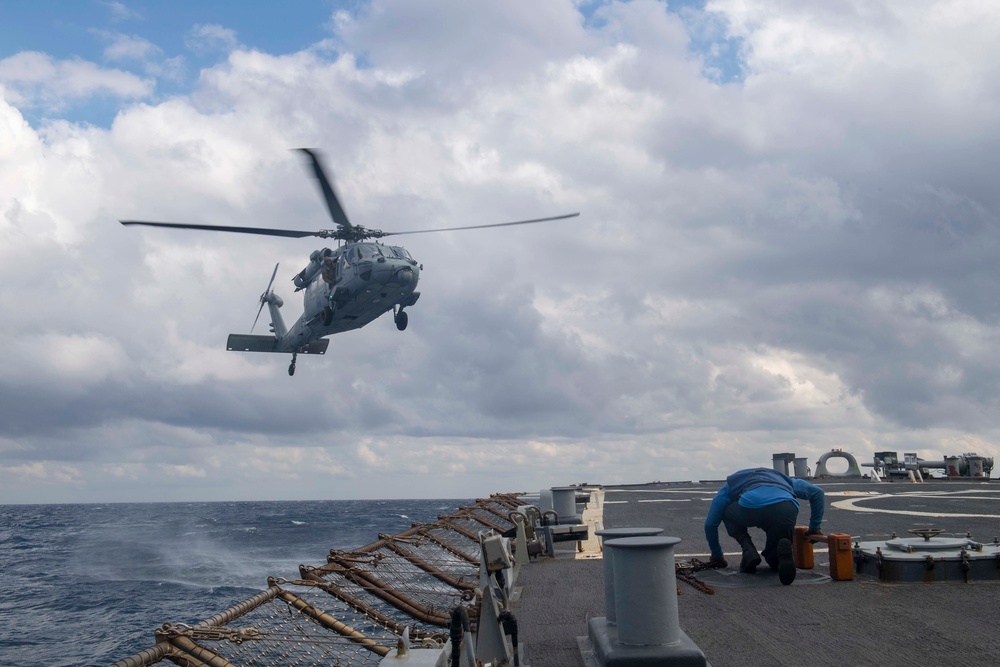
777;538;795;585
738;537;761;573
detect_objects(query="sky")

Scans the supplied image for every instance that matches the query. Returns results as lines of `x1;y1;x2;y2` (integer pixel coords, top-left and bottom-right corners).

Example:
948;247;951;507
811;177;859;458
1;0;999;504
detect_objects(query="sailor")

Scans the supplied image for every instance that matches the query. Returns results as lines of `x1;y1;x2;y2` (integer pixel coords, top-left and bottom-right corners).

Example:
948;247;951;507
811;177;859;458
704;467;825;585
321;250;338;285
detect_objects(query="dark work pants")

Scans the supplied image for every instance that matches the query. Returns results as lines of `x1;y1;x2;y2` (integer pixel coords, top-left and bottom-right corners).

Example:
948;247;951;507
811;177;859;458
722;500;798;569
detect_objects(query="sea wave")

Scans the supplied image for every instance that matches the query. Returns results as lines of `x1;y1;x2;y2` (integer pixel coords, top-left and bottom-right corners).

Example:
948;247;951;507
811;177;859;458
0;498;471;667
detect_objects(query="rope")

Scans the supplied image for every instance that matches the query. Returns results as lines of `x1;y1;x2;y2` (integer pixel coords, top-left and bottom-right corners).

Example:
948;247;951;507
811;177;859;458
105;496;522;666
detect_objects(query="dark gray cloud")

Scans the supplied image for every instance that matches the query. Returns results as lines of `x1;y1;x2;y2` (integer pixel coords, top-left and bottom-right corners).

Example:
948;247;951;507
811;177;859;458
2;0;999;503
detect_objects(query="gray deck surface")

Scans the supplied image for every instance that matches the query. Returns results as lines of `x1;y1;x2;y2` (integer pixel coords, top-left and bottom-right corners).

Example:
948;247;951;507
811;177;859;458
514;479;1000;667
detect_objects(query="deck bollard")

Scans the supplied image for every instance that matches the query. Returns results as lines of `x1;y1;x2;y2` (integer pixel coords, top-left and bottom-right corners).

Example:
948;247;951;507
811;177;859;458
610;536;681;646
772;452;794;475
539;488;554;513
793;457;809;478
595;528;664;625
551;486;581;524
586;535;707;666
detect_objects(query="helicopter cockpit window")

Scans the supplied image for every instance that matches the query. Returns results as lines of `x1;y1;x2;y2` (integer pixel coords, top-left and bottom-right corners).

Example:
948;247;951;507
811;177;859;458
357;244;377;260
379;245;406;259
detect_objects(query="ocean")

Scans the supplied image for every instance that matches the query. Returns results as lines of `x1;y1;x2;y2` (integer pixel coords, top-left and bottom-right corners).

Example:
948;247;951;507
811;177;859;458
0;498;472;667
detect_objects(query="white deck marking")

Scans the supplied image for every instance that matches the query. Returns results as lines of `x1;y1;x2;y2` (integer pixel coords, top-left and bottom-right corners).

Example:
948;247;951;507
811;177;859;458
825;491;881;496
605;489;716;494
832;490;1000;518
638;498;692;503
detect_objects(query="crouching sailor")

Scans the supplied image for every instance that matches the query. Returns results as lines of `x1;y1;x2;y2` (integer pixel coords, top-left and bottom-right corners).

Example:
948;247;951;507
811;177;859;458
703;467;825;585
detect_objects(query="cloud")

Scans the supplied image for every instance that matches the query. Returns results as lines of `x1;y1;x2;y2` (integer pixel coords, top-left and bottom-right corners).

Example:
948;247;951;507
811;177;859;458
93;30;186;83
185;24;241;56
1;461;82;483
100;0;141;23
12;333;129;386
2;0;1000;502
100;32;161;63
160;463;207;478
0;51;152;111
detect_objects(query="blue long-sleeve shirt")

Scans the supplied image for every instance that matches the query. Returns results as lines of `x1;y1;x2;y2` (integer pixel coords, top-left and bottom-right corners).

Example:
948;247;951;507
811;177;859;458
704;477;825;559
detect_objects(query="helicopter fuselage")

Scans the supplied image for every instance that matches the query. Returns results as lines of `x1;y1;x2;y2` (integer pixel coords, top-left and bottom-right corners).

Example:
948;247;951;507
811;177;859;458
122;148;577;376
272;241;421;352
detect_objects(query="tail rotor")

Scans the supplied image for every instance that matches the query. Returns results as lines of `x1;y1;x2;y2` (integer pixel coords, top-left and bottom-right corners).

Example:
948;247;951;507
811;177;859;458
252;263;280;332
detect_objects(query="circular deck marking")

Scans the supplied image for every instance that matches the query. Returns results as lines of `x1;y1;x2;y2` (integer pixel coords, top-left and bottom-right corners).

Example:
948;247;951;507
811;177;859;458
606;489;716;494
825;491;881;496
832;490;1000;518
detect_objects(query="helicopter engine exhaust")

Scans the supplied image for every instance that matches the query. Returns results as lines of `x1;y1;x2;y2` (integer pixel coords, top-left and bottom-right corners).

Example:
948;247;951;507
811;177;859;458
293;248;332;289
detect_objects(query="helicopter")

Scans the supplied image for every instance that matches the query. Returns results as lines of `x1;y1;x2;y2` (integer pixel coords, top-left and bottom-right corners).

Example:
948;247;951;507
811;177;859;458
121;149;579;376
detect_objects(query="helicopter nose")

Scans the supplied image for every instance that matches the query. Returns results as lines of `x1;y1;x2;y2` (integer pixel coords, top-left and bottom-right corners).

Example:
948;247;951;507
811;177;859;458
395;267;415;286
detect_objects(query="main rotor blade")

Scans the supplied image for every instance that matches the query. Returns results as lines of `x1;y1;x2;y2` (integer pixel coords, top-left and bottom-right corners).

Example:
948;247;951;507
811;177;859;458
379;212;580;237
120;220;320;238
122;212;581;241
297;148;353;230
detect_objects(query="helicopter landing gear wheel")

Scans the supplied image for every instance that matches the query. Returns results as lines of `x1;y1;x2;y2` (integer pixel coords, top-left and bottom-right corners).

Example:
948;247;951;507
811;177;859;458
288;352;297;376
395;309;408;331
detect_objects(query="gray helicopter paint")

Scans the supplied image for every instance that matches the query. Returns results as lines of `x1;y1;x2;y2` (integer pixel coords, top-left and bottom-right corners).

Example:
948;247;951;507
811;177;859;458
121;148;576;375
272;242;421;353
227;247;420;363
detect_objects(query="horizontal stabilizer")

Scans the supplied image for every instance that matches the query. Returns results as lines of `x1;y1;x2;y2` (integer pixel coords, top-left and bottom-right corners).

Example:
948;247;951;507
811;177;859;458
299;339;330;355
227;334;330;355
227;334;279;353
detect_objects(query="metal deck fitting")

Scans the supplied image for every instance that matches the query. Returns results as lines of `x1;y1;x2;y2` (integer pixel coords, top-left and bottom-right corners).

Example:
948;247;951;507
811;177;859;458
854;528;1000;583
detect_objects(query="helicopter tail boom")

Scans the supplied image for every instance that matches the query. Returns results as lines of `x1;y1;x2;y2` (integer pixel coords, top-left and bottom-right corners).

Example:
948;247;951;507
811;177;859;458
227;334;329;355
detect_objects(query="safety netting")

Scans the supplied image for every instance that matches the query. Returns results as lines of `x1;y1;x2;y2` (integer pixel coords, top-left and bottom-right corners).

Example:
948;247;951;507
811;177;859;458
110;493;523;667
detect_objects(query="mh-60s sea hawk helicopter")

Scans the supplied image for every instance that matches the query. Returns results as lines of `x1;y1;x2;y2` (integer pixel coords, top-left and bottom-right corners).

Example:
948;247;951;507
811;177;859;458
122;149;579;376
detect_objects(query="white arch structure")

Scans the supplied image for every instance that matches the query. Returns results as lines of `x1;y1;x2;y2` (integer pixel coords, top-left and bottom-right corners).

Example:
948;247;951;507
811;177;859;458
815;450;863;477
